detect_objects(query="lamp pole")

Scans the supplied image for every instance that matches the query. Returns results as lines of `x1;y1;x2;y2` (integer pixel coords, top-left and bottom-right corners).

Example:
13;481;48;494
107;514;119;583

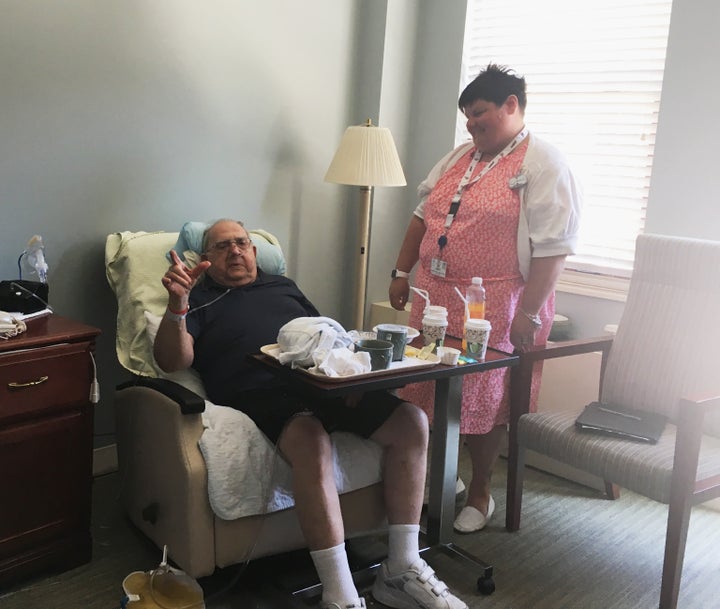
354;185;373;331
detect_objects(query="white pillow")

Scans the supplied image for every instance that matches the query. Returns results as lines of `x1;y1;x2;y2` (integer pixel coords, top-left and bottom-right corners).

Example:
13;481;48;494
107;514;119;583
143;311;208;399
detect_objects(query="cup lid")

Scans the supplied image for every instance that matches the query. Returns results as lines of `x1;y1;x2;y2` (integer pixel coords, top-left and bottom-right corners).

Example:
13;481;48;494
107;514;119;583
375;323;408;333
437;346;460;355
465;318;491;329
422;315;448;325
425;305;448;316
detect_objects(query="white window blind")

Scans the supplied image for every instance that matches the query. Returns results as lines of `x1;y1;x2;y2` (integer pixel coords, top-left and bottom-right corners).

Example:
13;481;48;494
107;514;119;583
458;0;672;277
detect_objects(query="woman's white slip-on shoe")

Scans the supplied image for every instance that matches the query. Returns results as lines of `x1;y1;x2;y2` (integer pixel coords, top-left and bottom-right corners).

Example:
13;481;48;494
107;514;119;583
453;496;495;533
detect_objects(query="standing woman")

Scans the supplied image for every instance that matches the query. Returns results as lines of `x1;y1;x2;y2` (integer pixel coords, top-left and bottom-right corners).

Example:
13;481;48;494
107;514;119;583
389;64;582;533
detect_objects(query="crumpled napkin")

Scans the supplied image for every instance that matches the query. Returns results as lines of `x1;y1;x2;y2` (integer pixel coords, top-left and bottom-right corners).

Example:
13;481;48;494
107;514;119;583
310;347;371;377
277;316;354;368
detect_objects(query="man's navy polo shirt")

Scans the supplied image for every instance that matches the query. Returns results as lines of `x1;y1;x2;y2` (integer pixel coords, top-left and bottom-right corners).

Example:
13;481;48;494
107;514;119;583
186;269;319;406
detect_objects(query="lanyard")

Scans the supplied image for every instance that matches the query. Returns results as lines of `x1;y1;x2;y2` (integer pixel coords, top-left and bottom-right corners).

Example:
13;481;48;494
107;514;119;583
443;127;529;231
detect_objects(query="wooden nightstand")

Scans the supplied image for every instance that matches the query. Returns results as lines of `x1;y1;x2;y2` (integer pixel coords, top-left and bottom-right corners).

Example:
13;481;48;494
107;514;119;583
0;315;100;587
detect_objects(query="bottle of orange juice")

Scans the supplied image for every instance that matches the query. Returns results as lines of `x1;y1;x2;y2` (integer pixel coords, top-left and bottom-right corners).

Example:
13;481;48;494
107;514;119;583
462;277;486;351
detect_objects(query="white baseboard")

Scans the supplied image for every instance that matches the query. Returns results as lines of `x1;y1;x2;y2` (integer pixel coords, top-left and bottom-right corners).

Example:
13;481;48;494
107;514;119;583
93;443;118;476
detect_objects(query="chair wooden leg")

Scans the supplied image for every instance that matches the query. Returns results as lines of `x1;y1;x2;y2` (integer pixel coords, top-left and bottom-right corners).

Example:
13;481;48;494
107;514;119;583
659;495;692;609
604;480;620;500
659;397;705;609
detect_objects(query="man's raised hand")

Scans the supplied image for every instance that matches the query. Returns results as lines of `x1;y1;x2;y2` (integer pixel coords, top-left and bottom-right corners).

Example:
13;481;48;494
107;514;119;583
161;250;211;298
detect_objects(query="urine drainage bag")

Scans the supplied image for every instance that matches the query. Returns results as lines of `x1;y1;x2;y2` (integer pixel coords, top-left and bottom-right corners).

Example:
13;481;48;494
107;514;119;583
121;546;205;609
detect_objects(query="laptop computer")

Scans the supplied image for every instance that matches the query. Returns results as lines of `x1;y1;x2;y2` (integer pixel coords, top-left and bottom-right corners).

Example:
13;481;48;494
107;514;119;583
575;401;667;444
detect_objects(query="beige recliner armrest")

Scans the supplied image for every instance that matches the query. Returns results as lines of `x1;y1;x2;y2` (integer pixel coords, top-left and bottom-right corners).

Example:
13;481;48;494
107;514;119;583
115;383;217;577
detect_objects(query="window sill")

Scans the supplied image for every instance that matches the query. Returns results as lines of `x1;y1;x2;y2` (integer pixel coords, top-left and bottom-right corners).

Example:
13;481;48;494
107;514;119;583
556;269;629;303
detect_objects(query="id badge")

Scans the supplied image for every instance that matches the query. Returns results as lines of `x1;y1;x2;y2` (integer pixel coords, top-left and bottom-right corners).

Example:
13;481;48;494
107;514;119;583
430;258;448;278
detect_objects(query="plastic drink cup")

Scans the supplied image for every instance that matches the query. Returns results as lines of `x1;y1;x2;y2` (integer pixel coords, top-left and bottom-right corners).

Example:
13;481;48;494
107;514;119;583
464;318;491;359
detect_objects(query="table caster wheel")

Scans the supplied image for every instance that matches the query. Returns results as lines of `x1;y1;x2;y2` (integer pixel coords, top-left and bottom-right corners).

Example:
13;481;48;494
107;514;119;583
477;575;495;595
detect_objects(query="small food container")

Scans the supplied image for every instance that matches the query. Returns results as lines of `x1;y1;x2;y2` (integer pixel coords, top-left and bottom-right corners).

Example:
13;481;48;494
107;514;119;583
437;346;460;365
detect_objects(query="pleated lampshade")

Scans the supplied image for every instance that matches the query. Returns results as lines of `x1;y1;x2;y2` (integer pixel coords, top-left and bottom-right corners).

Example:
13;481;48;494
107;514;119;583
324;119;406;187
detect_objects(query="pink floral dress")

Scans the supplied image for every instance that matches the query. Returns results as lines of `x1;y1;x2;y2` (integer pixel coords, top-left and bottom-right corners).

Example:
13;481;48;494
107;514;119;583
398;141;552;434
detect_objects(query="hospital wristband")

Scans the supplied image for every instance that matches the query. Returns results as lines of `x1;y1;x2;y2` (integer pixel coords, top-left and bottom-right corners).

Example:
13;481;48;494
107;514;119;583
166;305;189;322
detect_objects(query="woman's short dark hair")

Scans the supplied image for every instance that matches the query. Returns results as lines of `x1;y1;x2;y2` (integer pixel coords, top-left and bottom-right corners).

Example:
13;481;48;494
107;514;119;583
458;64;527;113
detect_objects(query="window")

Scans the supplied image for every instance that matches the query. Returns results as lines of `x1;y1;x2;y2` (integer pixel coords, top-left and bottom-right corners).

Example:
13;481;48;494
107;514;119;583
458;0;672;292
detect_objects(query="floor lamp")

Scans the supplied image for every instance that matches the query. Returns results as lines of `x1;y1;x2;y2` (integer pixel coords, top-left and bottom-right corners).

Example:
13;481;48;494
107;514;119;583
325;119;406;330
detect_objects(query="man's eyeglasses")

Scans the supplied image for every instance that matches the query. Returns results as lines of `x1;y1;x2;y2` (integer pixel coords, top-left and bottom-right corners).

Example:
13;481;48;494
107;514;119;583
207;238;253;253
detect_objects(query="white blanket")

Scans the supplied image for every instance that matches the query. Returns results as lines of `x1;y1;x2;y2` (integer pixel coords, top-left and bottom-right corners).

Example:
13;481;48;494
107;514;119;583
277;316;354;368
198;402;384;520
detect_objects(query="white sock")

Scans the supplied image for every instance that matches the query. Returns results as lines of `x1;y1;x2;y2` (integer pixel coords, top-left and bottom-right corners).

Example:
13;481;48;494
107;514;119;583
310;543;360;605
387;523;421;575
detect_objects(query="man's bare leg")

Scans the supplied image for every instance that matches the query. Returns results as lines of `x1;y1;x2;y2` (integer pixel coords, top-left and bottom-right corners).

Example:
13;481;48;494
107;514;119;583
279;414;344;548
370;402;428;525
279;415;360;607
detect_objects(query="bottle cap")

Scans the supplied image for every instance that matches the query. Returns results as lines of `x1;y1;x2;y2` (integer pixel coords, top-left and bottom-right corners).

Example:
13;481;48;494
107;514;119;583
471;276;483;285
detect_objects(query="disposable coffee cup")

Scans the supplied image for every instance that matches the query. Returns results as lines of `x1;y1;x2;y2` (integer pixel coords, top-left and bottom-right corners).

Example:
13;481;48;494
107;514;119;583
354;339;394;371
464;318;491;359
375;323;408;361
422;314;448;347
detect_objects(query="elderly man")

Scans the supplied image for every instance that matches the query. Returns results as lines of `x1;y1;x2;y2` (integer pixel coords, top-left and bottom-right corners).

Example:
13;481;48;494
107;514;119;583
154;219;467;609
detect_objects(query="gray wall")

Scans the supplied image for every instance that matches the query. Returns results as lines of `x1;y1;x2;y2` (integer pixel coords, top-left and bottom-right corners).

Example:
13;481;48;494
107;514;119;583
1;0;718;445
1;0;365;443
645;0;720;238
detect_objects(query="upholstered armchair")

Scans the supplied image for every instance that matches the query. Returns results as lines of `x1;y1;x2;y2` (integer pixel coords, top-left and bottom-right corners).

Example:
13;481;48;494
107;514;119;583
506;233;720;609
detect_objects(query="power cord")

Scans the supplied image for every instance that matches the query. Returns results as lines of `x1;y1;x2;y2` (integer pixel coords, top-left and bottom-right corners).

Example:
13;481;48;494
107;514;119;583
89;351;100;404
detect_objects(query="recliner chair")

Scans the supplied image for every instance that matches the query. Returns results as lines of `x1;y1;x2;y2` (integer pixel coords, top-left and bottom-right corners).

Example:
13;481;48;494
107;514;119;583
105;227;387;578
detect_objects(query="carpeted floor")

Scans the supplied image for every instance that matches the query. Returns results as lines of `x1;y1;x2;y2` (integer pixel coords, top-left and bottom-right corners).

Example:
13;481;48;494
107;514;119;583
2;449;719;609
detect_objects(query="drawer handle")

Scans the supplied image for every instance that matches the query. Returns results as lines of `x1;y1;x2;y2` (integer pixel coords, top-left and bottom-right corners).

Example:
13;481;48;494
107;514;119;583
8;376;49;389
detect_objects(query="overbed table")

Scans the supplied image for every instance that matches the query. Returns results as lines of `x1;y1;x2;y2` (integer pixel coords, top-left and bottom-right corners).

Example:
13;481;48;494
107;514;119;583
250;336;518;595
